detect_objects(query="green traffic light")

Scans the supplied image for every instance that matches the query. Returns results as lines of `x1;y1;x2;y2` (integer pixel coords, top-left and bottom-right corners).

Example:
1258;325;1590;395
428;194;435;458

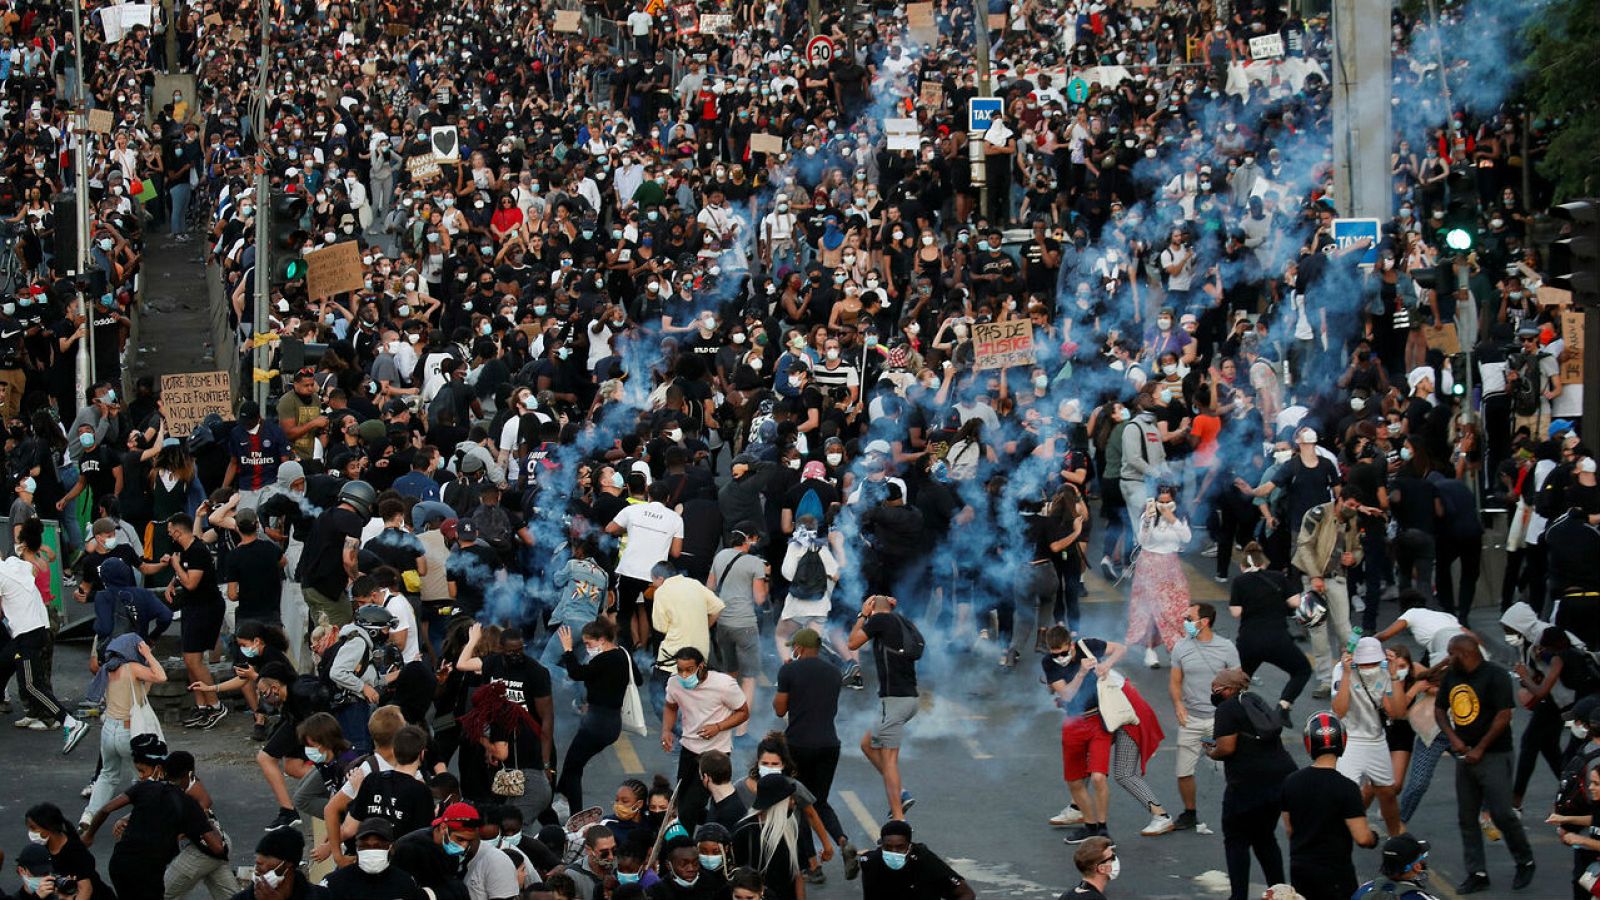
1444;228;1473;252
284;258;306;280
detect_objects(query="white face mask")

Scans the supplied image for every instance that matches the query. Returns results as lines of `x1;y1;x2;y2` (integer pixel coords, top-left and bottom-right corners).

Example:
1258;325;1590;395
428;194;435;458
254;868;287;891
826;452;843;466
1106;858;1121;880
757;765;783;778
357;848;390;874
1274;449;1293;464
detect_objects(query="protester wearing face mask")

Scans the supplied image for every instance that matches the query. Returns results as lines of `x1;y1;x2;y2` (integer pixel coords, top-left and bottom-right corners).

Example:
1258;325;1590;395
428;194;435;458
320;817;428;899
418;801;518;900
859;820;974;899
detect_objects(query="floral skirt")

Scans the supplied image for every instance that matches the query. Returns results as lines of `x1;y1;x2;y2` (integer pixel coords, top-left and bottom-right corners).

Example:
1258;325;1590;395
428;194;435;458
1126;550;1190;649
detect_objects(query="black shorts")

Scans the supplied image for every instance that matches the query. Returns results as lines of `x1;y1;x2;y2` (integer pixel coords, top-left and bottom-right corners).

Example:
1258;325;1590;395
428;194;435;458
180;601;225;654
263;717;303;761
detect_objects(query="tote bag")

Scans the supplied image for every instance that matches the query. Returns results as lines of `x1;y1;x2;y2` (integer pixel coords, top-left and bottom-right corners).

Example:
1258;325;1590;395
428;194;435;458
129;678;164;741
620;655;647;736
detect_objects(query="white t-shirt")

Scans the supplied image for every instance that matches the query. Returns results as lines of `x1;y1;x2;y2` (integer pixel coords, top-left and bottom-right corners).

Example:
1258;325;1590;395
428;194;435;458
1397;606;1463;663
382;592;421;663
627;10;653;35
611;502;685;580
464;843;521;900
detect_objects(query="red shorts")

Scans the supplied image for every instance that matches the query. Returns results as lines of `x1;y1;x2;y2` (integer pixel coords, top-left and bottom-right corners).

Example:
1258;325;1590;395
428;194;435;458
1061;714;1113;781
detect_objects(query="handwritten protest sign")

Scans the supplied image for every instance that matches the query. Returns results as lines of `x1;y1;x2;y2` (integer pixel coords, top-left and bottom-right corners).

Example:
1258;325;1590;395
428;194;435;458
1422;323;1460;355
407;153;441;182
553;9;582;32
699;13;734;34
749;133;784;155
161;371;234;435
305;241;364;301
920;80;944;108
973;320;1036;369
1562;309;1585;384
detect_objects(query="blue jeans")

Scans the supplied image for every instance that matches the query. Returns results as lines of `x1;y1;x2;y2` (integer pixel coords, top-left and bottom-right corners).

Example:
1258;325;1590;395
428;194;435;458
168;182;192;236
334;699;373;754
86;717;134;818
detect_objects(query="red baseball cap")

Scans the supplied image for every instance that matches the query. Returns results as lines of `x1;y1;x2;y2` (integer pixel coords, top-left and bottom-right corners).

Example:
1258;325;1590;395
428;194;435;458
432;801;480;828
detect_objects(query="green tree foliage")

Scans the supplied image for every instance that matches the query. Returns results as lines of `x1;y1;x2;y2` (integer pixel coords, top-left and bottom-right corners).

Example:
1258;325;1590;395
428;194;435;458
1524;0;1600;199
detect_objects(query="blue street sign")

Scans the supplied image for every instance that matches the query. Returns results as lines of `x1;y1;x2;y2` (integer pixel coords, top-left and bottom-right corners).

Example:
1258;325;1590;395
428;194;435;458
968;97;1003;134
1332;217;1381;266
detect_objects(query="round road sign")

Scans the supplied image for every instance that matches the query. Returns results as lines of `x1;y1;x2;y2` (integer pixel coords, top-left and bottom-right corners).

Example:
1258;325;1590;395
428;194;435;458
1066;77;1089;104
806;35;835;66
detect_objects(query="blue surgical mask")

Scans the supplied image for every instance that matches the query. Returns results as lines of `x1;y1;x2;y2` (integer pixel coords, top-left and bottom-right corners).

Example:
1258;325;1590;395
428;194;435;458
977;240;991;252
698;853;723;870
610;472;626;489
1183;620;1200;638
80;432;95;448
617;871;641;884
304;746;327;764
241;644;261;658
677;672;701;690
881;850;908;870
672;873;699;888
1400;446;1413;461
442;839;466;857
22;876;43;894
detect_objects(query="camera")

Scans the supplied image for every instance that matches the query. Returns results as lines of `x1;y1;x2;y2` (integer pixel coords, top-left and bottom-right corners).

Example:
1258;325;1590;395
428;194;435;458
55;876;79;896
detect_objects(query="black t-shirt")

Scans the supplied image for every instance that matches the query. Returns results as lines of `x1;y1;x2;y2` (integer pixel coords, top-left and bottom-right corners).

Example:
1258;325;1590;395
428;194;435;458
1042;637;1107;716
858;844;969;899
116;780;219;864
1277;456;1340;532
350;768;436;837
176;538;224;610
79;442;121;499
1061;882;1109;900
863;613;918;697
1436;660;1515;754
51;839;116;900
445;543;503;614
480;651;552;768
258;490;314;542
225;538;284;623
1391;473;1437;532
364;527;425;575
1229;570;1295;639
320;864;428;900
775;656;841;748
1279;765;1363;877
1211;695;1297;788
75;544;145;594
300;507;365;598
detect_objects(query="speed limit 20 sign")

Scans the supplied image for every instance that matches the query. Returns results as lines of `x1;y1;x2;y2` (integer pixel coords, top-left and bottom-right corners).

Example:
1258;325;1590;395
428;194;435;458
806;35;835;66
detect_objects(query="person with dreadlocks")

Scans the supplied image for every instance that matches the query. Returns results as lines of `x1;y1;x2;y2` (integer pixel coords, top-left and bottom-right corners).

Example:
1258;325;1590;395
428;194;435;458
456;680;543;812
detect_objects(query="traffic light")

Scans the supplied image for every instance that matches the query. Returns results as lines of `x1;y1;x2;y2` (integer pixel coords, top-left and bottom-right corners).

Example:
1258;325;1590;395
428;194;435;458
52;192;79;272
267;188;307;290
1437;168;1478;256
1448;353;1468;396
1549;200;1600;309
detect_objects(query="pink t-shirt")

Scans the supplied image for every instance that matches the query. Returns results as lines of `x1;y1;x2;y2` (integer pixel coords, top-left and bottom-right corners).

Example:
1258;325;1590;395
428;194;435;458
664;670;746;755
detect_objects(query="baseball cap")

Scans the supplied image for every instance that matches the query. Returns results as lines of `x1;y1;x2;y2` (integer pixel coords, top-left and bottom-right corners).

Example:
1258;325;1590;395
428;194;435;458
864;439;892;456
92;516;117;535
457;520;479;541
790;628;822;649
460;454;486;474
16;844;52;875
432;801;481;828
356;817;396;842
1379;833;1429;873
238;400;261;423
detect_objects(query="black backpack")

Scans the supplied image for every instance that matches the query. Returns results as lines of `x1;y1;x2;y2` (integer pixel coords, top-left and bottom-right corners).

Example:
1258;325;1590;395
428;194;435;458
317;631;373;702
883;613;926;662
1238;692;1284;741
788;547;828;601
1555;743;1600;816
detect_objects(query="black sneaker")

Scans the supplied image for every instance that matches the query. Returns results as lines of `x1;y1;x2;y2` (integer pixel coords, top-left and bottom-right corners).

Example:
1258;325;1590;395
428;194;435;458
250;720;269;742
181;707;210;727
841;840;860;880
265;808;301;832
1456;872;1491;894
1512;863;1536;890
1279;704;1294;730
1062;825;1100;845
197;706;228;730
1171;810;1197;831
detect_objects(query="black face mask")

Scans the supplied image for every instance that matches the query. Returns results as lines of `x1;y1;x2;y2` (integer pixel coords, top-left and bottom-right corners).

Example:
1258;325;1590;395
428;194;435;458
1209;690;1228;707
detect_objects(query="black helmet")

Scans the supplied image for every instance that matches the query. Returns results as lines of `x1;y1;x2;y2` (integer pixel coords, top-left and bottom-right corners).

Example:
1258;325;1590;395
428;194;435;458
1303;711;1347;758
354;604;396;632
338;479;377;518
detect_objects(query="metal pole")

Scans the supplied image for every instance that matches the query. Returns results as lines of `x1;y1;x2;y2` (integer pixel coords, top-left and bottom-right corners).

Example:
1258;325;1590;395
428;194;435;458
252;0;271;408
972;0;991;219
69;0;94;403
807;0;819;39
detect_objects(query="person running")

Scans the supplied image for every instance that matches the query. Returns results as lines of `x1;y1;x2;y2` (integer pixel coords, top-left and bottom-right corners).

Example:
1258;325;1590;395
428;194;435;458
1127;483;1192;669
847;594;922;821
554;618;634;813
0;551;90;752
1207;668;1297;900
1332;637;1409;836
661;646;749;835
773;627;858;879
1229;543;1315;728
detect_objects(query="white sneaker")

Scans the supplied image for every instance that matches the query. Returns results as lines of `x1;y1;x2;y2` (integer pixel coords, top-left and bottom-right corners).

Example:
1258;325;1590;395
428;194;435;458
1145;647;1161;669
1140;814;1175;836
1049;805;1085;827
1200;543;1219;558
13;716;39;729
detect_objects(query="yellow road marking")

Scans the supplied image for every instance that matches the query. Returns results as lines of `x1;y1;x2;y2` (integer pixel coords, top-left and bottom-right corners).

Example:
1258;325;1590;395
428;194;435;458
613;732;644;775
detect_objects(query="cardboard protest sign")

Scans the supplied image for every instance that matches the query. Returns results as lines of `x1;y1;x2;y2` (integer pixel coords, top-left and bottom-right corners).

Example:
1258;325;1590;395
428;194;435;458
407;153;442;182
161;371;234;435
749;133;784;155
1538;285;1572;307
973;320;1036;369
885;118;920;150
906;3;937;42
699;13;733;34
304;241;364;301
1422;323;1460;354
86;109;114;133
553;9;582;32
920;80;944;108
1561;309;1585;384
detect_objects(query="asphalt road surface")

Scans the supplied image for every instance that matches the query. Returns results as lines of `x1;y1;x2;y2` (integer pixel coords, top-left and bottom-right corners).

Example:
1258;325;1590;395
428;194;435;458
0;551;1571;900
